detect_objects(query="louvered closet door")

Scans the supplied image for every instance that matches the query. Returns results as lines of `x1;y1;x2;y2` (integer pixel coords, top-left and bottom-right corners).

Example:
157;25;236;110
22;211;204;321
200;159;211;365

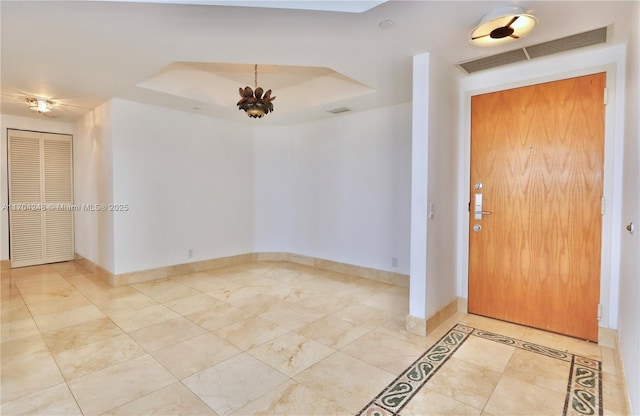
8;130;74;268
43;134;74;263
8;131;45;267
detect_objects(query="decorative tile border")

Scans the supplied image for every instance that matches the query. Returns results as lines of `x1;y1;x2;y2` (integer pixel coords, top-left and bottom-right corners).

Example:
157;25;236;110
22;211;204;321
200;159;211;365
358;325;473;416
565;356;602;416
358;324;603;416
472;328;573;361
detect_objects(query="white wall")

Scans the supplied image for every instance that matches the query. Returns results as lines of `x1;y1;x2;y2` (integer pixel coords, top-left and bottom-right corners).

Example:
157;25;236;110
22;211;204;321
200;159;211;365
73;102;116;272
101;100;411;275
457;44;627;331
253;126;294;253
618;1;640;411
87;100;412;275
3;101;413;284
409;52;459;321
285;103;412;274
425;54;459;317
1;114;74;261
108;99;255;274
409;53;429;319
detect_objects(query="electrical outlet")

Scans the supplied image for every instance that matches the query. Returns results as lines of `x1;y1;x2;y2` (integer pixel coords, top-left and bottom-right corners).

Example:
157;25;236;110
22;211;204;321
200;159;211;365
392;257;398;267
188;249;193;259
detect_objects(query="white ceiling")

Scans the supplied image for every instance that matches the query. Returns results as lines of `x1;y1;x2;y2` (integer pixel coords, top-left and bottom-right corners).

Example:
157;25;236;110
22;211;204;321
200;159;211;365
99;0;389;13
1;1;636;125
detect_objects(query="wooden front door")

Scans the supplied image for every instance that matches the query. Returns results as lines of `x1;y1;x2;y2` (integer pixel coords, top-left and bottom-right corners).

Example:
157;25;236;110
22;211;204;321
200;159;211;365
468;73;605;342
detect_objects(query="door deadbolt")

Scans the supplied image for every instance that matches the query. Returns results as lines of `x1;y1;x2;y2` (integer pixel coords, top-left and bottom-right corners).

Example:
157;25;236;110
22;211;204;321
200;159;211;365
473;224;481;232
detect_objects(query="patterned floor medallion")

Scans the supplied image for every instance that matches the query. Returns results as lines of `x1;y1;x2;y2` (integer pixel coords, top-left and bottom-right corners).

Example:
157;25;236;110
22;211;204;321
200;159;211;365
358;324;602;416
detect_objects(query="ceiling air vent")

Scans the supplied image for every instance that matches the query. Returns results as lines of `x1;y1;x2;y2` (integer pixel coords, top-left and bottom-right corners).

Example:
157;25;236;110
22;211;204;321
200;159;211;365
525;27;607;59
327;107;352;114
459;26;608;74
459;49;528;74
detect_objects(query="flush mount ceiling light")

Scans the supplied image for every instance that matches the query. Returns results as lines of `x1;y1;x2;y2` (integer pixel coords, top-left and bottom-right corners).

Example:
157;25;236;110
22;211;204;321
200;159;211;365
27;97;53;113
236;64;276;118
470;6;537;47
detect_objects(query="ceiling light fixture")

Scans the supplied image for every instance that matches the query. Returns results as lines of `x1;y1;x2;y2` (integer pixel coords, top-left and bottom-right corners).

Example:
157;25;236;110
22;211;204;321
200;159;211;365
470;6;537;47
27;97;53;113
236;64;276;118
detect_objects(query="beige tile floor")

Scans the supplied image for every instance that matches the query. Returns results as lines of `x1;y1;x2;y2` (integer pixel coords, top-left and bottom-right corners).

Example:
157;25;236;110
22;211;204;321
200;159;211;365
0;261;630;416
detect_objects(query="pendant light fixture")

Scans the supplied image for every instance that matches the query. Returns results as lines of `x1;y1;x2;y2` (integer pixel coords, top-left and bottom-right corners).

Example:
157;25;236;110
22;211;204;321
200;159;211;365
470;6;537;47
236;64;276;118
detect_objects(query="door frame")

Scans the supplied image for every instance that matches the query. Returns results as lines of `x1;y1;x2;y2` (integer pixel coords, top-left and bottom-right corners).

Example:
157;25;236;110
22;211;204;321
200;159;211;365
457;54;626;332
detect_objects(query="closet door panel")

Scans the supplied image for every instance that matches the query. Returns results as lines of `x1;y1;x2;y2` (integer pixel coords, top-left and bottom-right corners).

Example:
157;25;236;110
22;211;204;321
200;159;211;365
43;136;74;263
8;131;45;267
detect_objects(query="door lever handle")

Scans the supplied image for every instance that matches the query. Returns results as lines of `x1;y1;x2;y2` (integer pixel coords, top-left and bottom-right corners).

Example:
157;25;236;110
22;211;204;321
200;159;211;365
473;193;492;220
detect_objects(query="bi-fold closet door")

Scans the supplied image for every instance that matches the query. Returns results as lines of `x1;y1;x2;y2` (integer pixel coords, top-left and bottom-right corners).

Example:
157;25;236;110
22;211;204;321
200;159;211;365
7;129;74;268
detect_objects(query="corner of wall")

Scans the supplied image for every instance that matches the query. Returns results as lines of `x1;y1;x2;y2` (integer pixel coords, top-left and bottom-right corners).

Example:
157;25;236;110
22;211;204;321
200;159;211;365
72;102;116;273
